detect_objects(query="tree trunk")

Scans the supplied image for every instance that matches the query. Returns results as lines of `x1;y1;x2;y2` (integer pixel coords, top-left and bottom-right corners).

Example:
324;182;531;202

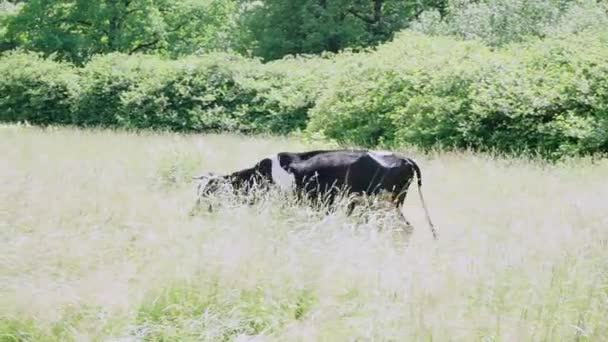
371;0;384;38
107;0;130;51
372;0;383;23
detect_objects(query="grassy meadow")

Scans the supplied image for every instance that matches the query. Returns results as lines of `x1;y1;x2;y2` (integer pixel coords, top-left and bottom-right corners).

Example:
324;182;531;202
1;124;607;341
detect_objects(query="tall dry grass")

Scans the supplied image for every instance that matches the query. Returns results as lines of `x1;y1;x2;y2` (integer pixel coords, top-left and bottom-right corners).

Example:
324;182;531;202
1;124;607;341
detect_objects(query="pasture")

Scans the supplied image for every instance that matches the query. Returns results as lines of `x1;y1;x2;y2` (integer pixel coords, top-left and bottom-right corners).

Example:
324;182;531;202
1;124;607;341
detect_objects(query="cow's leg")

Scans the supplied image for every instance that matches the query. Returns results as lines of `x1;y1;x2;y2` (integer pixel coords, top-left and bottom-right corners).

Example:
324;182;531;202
346;201;356;215
345;194;366;216
300;175;322;207
346;200;357;216
392;189;412;227
348;196;375;225
189;198;214;216
323;192;337;214
396;208;411;227
312;182;336;214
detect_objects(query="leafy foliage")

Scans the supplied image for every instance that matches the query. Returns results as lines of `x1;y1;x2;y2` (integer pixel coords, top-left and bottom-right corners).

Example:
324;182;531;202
0;1;21;51
307;29;608;158
0;50;78;124
3;0;606;62
2;0;608;158
0;51;320;133
412;0;608;47
93;52;317;133
241;0;447;60
2;0;240;64
73;53;166;126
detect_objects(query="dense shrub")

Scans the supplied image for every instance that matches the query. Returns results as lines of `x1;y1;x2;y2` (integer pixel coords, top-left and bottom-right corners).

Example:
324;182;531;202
307;29;608;158
308;33;490;148
411;0;608;48
470;29;608;156
307;67;400;146
74;53;167;126
116;53;317;133
107;53;254;131
0;1;21;52
0;50;79;124
260;53;351;133
2;27;608;158
74;52;320;133
542;0;608;37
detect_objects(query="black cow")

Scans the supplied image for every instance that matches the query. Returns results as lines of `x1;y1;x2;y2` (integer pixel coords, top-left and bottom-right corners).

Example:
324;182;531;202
194;149;437;239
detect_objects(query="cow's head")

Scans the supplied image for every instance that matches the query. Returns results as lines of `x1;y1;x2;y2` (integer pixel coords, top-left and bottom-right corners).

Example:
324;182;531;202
194;172;229;198
194;157;274;205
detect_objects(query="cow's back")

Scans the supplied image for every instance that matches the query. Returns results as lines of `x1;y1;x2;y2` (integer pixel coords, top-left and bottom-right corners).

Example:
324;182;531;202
345;152;414;194
289;151;367;174
289;150;413;195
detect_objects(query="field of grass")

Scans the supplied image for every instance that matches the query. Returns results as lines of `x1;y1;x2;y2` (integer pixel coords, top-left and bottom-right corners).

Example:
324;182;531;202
1;124;607;341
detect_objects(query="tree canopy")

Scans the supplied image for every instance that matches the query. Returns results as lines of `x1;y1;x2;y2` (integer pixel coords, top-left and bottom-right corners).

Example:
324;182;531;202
1;0;606;63
1;0;451;63
240;0;448;60
2;0;239;63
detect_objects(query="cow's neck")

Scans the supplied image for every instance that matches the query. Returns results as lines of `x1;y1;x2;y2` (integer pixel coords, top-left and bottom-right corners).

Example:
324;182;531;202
228;167;261;188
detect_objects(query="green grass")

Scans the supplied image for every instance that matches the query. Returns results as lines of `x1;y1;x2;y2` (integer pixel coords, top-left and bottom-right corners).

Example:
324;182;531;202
1;124;607;341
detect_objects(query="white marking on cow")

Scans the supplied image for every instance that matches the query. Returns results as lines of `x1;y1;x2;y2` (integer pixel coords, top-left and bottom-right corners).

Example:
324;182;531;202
269;154;295;190
368;150;396;167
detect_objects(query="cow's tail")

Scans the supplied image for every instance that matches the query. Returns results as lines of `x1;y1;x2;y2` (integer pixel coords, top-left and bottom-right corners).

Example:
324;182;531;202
409;158;438;240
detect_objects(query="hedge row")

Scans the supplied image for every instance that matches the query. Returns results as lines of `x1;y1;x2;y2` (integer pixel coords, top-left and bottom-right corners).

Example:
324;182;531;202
308;29;608;158
1;28;608;158
0;51;324;134
0;51;78;125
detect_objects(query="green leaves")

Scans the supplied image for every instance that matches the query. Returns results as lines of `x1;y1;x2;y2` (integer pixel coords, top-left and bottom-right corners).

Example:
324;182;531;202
412;0;608;48
0;50;319;134
240;0;446;61
307;29;608;158
2;25;608;159
0;50;79;125
2;0;241;64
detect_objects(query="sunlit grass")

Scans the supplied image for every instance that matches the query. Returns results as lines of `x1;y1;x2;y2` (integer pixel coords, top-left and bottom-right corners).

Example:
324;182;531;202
1;124;607;341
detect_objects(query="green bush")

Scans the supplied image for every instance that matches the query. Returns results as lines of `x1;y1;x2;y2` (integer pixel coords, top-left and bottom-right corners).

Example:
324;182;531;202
307;29;608;158
113;54;248;131
307;33;489;148
0;50;79;124
0;50;320;133
72;52;321;133
74;53;166;126
1;27;608;159
469;29;608;157
116;53;316;133
411;0;608;48
259;53;357;134
308;67;400;146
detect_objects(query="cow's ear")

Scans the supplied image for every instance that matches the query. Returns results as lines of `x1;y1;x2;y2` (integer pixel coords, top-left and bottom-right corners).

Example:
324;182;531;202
258;158;272;174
